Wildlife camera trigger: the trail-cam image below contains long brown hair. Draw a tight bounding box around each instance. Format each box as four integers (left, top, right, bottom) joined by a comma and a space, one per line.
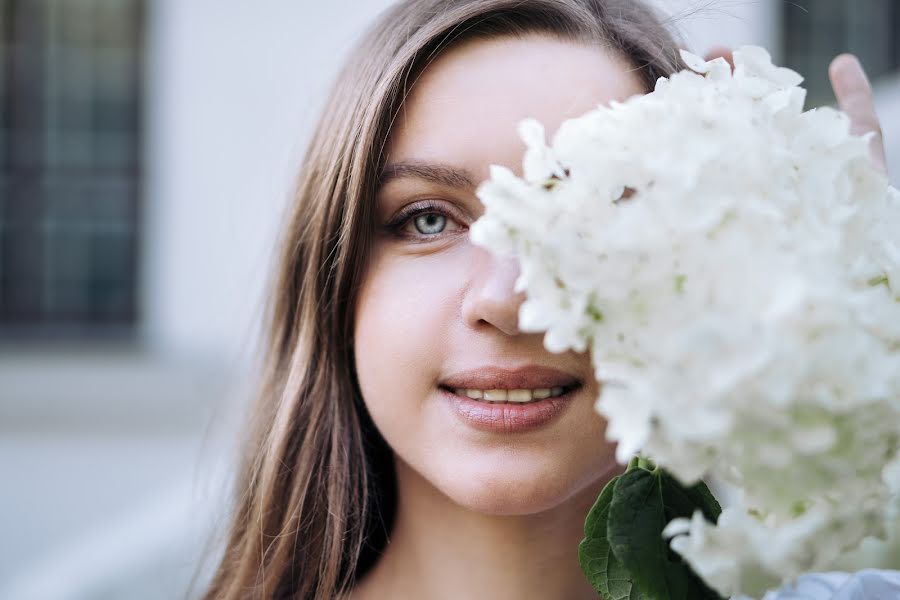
199, 1, 684, 598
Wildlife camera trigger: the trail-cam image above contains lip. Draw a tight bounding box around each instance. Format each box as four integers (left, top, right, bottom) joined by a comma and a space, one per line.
439, 385, 580, 433
440, 365, 582, 391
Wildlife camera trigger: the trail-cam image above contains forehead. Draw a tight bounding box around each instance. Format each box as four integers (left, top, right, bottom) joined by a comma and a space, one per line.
386, 34, 646, 180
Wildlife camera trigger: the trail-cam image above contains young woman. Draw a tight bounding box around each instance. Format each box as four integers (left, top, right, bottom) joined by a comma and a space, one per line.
200, 1, 889, 598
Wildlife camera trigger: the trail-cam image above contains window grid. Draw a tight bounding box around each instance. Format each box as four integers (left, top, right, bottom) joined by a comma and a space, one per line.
0, 0, 142, 336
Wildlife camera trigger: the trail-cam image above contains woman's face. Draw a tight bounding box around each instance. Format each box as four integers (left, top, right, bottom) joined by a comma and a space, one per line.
353, 35, 644, 515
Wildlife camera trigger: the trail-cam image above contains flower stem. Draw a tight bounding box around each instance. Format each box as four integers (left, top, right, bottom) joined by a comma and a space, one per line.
626, 454, 657, 472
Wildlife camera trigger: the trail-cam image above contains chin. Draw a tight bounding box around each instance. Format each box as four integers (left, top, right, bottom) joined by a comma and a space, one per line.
432, 455, 595, 516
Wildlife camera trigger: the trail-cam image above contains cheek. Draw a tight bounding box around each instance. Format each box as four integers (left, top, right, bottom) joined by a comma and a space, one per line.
353, 249, 460, 432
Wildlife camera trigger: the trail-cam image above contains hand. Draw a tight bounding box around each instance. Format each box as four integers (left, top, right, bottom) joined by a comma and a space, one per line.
703, 47, 888, 175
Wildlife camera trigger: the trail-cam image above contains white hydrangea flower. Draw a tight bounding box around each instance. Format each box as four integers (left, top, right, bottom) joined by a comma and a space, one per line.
469, 46, 900, 599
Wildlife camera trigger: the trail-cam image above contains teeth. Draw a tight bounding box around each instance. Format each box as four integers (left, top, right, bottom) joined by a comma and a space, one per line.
452, 386, 572, 403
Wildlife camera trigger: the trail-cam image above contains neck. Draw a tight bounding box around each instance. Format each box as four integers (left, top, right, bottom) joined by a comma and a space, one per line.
352, 456, 619, 600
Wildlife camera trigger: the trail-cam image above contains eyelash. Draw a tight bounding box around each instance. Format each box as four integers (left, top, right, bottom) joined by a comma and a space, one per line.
385, 200, 466, 241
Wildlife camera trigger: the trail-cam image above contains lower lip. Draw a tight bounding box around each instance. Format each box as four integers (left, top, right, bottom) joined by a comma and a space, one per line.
439, 386, 579, 433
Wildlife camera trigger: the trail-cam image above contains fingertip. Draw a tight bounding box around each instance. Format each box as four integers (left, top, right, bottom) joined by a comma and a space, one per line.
831, 52, 859, 64
829, 53, 862, 80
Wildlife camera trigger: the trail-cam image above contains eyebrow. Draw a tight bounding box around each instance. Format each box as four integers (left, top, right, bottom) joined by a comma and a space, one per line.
378, 160, 478, 190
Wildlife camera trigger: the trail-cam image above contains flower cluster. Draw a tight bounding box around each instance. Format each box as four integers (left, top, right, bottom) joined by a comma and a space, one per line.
470, 46, 900, 598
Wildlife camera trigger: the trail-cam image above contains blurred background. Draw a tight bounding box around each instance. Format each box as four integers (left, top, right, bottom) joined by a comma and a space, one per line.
0, 1, 897, 598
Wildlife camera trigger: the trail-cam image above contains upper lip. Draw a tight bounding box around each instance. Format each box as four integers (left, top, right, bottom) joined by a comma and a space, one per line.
440, 366, 583, 390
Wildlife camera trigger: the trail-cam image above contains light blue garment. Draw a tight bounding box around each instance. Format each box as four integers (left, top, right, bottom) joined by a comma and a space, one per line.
755, 570, 900, 599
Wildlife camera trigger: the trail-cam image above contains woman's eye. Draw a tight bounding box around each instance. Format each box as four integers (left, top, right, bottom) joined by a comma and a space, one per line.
387, 203, 466, 241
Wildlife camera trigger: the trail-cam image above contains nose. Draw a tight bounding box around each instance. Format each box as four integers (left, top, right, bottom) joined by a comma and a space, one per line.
461, 248, 526, 336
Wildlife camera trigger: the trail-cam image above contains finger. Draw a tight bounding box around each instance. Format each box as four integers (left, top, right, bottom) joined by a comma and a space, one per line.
829, 53, 887, 173
703, 46, 734, 70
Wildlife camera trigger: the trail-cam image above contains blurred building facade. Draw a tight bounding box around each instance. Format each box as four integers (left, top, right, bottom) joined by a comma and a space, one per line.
1, 1, 898, 598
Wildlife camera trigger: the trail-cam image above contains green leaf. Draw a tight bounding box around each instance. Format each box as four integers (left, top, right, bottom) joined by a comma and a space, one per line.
608, 469, 682, 599
579, 475, 651, 600
606, 468, 726, 600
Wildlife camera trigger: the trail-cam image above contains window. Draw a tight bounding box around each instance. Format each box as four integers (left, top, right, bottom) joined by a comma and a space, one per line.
783, 0, 900, 107
0, 0, 143, 337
